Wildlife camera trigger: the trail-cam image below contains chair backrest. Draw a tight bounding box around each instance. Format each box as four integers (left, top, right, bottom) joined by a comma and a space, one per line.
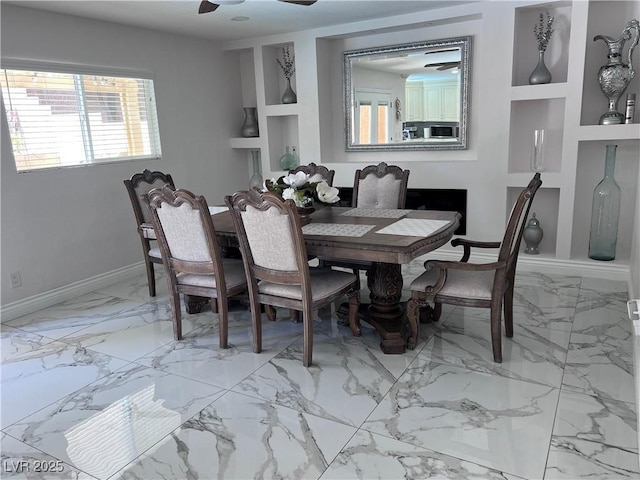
499, 173, 542, 273
124, 169, 175, 227
225, 189, 310, 290
144, 186, 225, 282
289, 163, 335, 186
352, 162, 410, 208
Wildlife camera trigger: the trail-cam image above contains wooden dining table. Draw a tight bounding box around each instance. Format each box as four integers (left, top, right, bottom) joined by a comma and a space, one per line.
197, 206, 460, 354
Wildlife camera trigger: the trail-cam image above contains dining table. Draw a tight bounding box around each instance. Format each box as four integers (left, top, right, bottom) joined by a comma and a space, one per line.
190, 205, 460, 354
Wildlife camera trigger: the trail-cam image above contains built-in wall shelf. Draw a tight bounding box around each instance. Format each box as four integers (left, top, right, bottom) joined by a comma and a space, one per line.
576, 124, 640, 141
510, 83, 568, 101
507, 172, 563, 189
229, 137, 262, 149
264, 104, 299, 117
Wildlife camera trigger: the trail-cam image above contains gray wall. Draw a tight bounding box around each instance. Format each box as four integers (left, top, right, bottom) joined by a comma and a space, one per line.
1, 4, 248, 305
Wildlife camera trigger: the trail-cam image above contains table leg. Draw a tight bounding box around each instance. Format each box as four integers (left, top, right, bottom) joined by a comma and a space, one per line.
365, 262, 407, 354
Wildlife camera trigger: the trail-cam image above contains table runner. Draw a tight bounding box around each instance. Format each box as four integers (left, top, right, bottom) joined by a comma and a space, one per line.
375, 218, 451, 237
340, 208, 410, 218
302, 223, 375, 237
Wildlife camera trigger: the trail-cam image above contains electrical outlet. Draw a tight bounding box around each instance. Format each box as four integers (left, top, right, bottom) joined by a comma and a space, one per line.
9, 271, 22, 288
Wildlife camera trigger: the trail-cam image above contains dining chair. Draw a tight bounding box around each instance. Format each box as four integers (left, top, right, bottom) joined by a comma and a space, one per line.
124, 169, 175, 297
289, 162, 335, 186
144, 185, 247, 346
324, 162, 410, 294
406, 173, 542, 362
225, 189, 360, 367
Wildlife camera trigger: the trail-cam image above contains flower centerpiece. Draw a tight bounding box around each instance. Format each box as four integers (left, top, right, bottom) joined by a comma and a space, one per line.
277, 46, 297, 104
265, 171, 340, 209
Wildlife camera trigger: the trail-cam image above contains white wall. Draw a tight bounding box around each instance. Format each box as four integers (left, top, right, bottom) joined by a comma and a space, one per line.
1, 4, 248, 305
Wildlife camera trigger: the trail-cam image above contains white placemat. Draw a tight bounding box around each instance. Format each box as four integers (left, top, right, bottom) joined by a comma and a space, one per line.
340, 208, 410, 218
208, 206, 228, 215
375, 218, 451, 237
302, 223, 375, 237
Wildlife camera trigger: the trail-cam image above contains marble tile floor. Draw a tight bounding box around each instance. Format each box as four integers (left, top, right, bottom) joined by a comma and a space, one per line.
1, 265, 637, 479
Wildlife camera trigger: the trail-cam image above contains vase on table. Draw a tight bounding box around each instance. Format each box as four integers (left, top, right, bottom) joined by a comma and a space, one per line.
249, 150, 263, 189
588, 144, 621, 261
282, 78, 297, 104
241, 107, 259, 137
529, 50, 552, 85
594, 19, 640, 125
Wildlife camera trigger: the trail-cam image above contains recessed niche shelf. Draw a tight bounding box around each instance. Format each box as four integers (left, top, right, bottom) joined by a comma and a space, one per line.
508, 98, 565, 173
510, 83, 568, 101
508, 186, 560, 257
262, 42, 297, 107
576, 124, 640, 141
511, 2, 572, 87
570, 139, 639, 263
266, 115, 300, 173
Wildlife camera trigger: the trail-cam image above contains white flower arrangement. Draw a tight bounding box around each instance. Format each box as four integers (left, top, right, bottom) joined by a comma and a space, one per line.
534, 10, 555, 52
265, 171, 340, 208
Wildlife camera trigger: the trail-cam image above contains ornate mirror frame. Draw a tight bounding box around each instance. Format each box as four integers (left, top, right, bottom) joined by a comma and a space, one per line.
344, 36, 471, 152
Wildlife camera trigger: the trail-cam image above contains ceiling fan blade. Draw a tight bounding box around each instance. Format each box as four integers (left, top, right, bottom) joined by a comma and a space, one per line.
278, 0, 318, 5
424, 61, 460, 70
199, 1, 220, 14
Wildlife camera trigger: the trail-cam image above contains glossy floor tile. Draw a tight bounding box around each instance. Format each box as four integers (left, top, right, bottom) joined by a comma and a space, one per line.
1, 268, 638, 479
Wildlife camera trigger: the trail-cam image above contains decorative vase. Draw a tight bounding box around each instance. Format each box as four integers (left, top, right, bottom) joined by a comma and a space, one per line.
281, 78, 297, 104
528, 50, 552, 85
531, 129, 545, 172
588, 145, 621, 261
523, 213, 544, 254
249, 150, 263, 189
594, 19, 640, 125
241, 107, 259, 137
296, 205, 315, 225
279, 146, 298, 170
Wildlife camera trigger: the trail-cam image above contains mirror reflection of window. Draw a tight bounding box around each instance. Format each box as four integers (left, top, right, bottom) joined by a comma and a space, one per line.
355, 90, 391, 144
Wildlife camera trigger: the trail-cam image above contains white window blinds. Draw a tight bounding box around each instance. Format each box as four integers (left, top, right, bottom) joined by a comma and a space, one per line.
1, 68, 162, 172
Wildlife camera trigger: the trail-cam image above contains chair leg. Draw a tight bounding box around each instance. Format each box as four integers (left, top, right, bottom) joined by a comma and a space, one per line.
490, 298, 503, 363
290, 309, 301, 323
302, 306, 314, 367
170, 291, 182, 340
504, 282, 514, 338
264, 304, 277, 322
406, 297, 423, 350
215, 297, 228, 349
433, 302, 442, 322
252, 301, 263, 354
145, 258, 156, 297
348, 290, 361, 337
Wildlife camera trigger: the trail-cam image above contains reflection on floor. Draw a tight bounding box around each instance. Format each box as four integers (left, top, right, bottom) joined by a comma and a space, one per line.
1, 261, 638, 479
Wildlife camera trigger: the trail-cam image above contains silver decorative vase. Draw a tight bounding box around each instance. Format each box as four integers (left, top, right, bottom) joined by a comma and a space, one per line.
281, 78, 297, 104
529, 50, 552, 85
594, 19, 640, 125
241, 107, 259, 137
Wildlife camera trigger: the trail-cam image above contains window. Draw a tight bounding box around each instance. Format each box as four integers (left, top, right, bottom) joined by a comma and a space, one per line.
354, 89, 391, 145
1, 66, 162, 172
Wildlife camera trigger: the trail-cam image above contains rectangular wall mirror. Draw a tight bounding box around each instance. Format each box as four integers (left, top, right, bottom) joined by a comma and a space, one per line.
344, 36, 471, 151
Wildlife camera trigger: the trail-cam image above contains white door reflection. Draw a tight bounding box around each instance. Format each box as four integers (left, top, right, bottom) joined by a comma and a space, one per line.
354, 89, 391, 144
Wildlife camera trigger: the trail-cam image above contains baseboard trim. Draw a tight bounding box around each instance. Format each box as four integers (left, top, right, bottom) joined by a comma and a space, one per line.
0, 263, 145, 323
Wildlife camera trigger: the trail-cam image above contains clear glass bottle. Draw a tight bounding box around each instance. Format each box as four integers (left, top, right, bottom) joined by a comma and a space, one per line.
249, 150, 263, 189
588, 144, 621, 261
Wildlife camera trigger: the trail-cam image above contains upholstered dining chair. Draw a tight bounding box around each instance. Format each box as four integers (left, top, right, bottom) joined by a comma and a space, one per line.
324, 162, 410, 292
144, 186, 247, 346
352, 161, 409, 209
406, 173, 542, 362
225, 189, 360, 367
289, 162, 336, 186
124, 169, 175, 297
